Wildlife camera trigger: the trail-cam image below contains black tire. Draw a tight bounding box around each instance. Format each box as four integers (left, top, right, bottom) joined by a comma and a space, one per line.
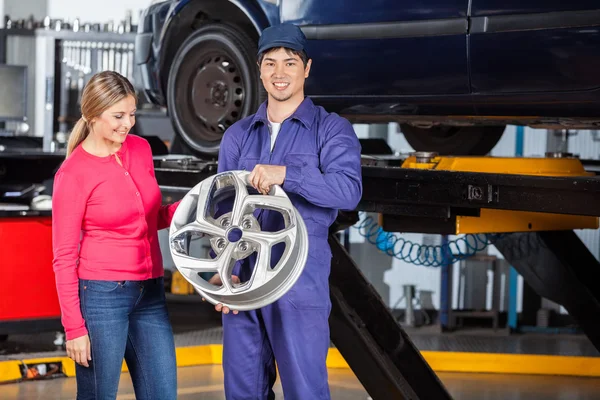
400, 125, 506, 155
167, 23, 263, 156
0, 334, 8, 342
169, 134, 198, 156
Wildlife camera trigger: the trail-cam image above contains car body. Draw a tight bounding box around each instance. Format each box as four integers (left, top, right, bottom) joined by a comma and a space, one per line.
135, 0, 600, 155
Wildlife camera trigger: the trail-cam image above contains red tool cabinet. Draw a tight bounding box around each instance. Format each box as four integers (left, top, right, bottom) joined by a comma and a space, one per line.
0, 216, 62, 334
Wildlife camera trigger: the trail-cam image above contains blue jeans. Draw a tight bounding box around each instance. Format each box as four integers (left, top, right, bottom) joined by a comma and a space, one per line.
76, 277, 177, 400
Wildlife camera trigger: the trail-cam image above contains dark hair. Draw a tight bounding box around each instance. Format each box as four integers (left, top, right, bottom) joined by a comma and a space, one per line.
258, 47, 309, 68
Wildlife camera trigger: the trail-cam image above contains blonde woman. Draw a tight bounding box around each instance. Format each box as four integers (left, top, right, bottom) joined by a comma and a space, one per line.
52, 71, 179, 399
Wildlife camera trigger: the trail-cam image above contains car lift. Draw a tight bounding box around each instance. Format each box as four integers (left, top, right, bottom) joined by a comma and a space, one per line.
3, 151, 600, 399
153, 152, 600, 400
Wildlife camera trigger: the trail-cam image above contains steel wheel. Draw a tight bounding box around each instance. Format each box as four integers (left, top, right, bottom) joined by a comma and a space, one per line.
169, 171, 308, 310
167, 24, 263, 156
189, 52, 244, 140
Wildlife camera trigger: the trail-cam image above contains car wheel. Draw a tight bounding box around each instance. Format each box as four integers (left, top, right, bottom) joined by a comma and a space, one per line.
0, 334, 8, 342
169, 134, 198, 156
169, 171, 309, 311
167, 23, 263, 156
400, 125, 506, 155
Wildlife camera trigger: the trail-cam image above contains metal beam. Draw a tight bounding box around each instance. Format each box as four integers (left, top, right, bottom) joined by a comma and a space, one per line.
153, 163, 600, 218
152, 160, 600, 218
360, 166, 600, 217
328, 234, 452, 400
494, 231, 600, 351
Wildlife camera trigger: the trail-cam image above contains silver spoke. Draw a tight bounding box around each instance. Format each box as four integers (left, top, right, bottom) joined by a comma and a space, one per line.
216, 243, 237, 293
195, 178, 215, 222
171, 220, 225, 241
230, 173, 250, 226
175, 256, 219, 273
194, 218, 226, 238
250, 243, 272, 289
245, 195, 294, 215
243, 226, 295, 248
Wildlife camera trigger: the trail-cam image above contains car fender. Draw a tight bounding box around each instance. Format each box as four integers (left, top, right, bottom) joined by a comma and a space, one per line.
157, 0, 272, 95
161, 0, 271, 44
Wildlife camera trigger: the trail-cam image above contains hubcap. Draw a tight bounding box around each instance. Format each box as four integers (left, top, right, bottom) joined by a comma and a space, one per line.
227, 227, 243, 243
169, 171, 308, 310
210, 81, 229, 108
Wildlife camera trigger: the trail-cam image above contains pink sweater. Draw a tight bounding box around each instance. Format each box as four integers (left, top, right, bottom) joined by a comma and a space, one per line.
52, 135, 179, 340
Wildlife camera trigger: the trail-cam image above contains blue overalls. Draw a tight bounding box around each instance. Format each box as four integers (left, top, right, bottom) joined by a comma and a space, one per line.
217, 97, 362, 400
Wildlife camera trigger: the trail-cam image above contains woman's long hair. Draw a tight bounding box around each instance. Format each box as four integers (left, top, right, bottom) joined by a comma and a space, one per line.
66, 71, 137, 157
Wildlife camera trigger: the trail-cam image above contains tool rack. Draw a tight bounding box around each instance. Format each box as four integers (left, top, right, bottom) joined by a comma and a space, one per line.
0, 27, 137, 150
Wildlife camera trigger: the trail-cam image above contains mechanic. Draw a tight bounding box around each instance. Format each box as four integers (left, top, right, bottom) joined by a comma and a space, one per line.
211, 23, 363, 400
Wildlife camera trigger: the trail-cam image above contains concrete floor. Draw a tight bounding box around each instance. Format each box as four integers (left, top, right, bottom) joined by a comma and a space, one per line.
3, 298, 600, 399
2, 365, 600, 400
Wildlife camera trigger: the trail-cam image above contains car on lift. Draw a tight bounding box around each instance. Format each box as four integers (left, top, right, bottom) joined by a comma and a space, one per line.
135, 0, 600, 156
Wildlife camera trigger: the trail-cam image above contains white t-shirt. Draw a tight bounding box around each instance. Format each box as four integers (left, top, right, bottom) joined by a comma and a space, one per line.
267, 119, 282, 152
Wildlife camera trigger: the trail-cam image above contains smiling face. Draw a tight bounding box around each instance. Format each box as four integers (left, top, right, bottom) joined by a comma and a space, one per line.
259, 47, 312, 104
90, 95, 136, 145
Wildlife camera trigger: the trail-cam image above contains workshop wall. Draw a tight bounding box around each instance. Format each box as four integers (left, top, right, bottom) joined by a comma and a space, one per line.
0, 0, 151, 26
47, 0, 151, 25
568, 130, 600, 160
524, 127, 548, 156
386, 239, 443, 310
489, 125, 517, 157
568, 130, 600, 260
2, 0, 46, 21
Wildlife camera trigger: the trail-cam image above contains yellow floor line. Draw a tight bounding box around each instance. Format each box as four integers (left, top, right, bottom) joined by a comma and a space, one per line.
2, 346, 599, 384
175, 343, 223, 367
0, 360, 22, 383
423, 351, 600, 377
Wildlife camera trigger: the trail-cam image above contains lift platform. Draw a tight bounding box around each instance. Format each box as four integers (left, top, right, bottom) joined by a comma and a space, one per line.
152, 153, 600, 400
379, 153, 599, 234
2, 151, 600, 399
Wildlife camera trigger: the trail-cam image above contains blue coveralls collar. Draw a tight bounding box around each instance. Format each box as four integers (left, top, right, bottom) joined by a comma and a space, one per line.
250, 97, 316, 130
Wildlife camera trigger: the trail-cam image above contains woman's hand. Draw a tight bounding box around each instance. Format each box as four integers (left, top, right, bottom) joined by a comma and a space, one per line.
66, 334, 92, 367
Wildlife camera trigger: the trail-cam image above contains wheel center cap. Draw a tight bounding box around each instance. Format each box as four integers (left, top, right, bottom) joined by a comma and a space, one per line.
227, 227, 243, 243
210, 82, 229, 108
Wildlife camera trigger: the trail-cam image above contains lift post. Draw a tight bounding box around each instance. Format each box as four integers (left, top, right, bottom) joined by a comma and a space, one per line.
494, 231, 600, 350
328, 232, 452, 399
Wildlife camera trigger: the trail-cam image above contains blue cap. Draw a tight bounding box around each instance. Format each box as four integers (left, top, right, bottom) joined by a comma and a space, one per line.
257, 23, 307, 56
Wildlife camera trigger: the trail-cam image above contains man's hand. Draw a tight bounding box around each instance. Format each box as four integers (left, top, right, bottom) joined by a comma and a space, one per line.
203, 274, 240, 315
66, 334, 91, 367
248, 165, 286, 195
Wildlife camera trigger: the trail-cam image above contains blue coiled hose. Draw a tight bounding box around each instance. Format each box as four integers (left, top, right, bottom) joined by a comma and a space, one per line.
353, 214, 501, 267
